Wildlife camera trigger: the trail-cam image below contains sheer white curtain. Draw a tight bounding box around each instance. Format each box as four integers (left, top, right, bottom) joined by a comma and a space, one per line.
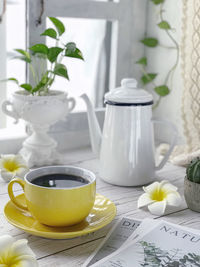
170, 0, 200, 166
0, 1, 6, 128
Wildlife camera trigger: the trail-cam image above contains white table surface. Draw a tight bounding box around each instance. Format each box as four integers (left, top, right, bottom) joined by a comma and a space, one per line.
0, 147, 199, 266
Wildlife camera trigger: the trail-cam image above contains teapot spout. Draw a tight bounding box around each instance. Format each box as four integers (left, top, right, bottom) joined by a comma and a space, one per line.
80, 94, 102, 157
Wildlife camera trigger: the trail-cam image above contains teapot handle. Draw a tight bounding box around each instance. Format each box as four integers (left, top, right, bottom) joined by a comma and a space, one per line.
153, 119, 178, 171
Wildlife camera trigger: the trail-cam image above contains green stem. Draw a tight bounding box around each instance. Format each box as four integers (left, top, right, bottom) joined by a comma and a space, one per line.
48, 63, 55, 91
40, 56, 45, 79
159, 44, 177, 50
152, 2, 180, 109
141, 67, 162, 109
159, 4, 180, 86
46, 38, 62, 92
141, 67, 157, 88
29, 64, 38, 85
48, 51, 64, 91
153, 96, 162, 110
42, 62, 56, 94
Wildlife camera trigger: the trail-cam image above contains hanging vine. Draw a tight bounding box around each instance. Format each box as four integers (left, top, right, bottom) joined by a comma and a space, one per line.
36, 0, 44, 26
136, 0, 180, 109
0, 0, 6, 23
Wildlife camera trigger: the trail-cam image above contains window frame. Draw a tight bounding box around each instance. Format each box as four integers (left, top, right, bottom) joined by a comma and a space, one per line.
0, 0, 147, 152
27, 0, 147, 88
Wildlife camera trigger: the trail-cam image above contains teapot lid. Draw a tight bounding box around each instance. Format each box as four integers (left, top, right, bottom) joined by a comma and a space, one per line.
105, 78, 153, 105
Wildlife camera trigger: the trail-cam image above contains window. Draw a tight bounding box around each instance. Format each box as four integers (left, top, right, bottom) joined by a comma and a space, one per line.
27, 0, 147, 146
0, 0, 147, 151
0, 0, 26, 135
45, 17, 108, 110
27, 0, 147, 103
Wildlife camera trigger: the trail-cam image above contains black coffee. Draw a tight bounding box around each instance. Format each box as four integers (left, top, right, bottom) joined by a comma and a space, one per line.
31, 174, 89, 188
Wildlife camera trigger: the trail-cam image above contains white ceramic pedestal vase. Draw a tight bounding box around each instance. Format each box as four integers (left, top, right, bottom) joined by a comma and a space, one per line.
2, 90, 75, 167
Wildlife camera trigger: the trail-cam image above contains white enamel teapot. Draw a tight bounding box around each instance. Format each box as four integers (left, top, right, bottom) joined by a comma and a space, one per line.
81, 78, 177, 186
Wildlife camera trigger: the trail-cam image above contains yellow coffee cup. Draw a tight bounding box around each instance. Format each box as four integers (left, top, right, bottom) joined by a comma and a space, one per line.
8, 166, 96, 227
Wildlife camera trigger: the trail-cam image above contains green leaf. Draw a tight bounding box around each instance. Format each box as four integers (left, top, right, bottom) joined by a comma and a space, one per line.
136, 57, 147, 66
41, 72, 50, 85
41, 28, 57, 39
65, 42, 76, 52
141, 73, 157, 84
20, 83, 32, 92
65, 43, 84, 60
47, 47, 63, 63
13, 56, 31, 63
6, 78, 19, 84
29, 44, 49, 55
14, 49, 31, 63
47, 78, 54, 87
31, 71, 54, 94
15, 49, 31, 58
141, 38, 158, 47
49, 17, 65, 36
158, 21, 171, 30
154, 85, 170, 96
32, 82, 44, 93
54, 63, 69, 79
151, 0, 164, 4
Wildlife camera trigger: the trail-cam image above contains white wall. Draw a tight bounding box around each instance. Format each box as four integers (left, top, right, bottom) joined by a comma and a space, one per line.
146, 0, 183, 144
0, 4, 6, 128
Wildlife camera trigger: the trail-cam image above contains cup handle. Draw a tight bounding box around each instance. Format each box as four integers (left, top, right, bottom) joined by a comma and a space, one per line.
153, 119, 178, 171
68, 97, 76, 112
8, 178, 28, 211
2, 100, 19, 124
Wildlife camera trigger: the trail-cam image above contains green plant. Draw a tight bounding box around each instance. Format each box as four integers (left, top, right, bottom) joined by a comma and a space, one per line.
186, 157, 200, 184
5, 17, 84, 96
136, 0, 179, 109
139, 241, 200, 266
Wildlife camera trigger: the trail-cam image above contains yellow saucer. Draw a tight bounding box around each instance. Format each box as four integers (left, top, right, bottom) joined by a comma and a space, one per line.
4, 193, 116, 239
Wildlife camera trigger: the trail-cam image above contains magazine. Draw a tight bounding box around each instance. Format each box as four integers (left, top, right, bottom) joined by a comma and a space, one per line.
123, 218, 158, 247
89, 220, 200, 267
83, 218, 141, 267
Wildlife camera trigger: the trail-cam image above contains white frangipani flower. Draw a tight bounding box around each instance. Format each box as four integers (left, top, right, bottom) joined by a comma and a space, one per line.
0, 154, 29, 182
138, 180, 182, 216
0, 235, 38, 267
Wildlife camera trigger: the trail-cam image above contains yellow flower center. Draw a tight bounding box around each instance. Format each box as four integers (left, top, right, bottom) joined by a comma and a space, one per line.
3, 160, 20, 173
0, 253, 21, 267
151, 188, 167, 201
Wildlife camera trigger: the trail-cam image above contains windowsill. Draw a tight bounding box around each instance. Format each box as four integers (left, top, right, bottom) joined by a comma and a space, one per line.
0, 119, 26, 153
0, 128, 26, 154
0, 127, 26, 140
0, 109, 105, 154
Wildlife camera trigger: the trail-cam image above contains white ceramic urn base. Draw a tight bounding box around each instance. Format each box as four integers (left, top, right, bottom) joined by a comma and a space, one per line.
19, 147, 62, 168
2, 90, 76, 168
19, 125, 62, 168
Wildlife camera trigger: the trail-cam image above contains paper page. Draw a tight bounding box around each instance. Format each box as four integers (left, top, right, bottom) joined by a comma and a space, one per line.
83, 217, 141, 267
90, 220, 200, 267
125, 218, 200, 247
123, 218, 160, 247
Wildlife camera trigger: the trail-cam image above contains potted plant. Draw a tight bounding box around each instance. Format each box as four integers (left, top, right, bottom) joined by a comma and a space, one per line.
2, 17, 84, 168
184, 157, 200, 212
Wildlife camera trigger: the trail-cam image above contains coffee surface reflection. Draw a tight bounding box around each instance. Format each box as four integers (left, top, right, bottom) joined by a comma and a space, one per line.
31, 174, 89, 188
